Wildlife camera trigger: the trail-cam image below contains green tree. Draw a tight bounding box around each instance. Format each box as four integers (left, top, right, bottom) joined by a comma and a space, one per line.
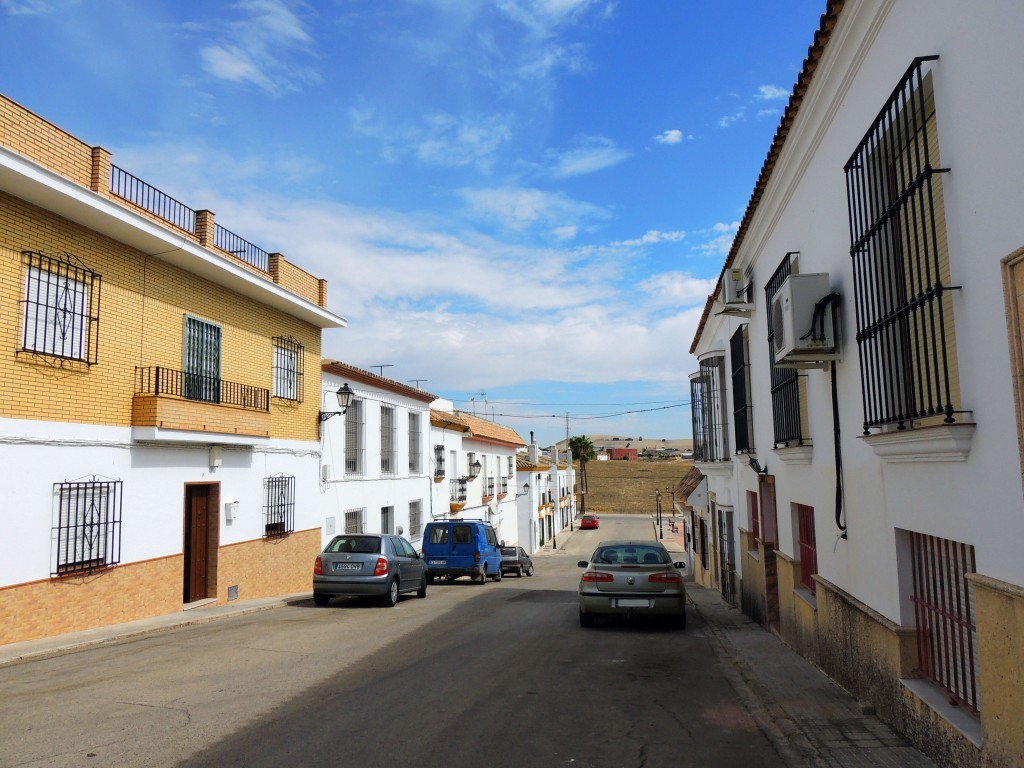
568, 434, 596, 496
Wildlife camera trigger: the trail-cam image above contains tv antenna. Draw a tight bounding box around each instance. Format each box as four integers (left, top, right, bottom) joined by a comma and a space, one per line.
370, 364, 394, 376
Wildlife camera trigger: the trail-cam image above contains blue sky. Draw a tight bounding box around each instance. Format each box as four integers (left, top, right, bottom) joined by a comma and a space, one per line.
1, 0, 824, 446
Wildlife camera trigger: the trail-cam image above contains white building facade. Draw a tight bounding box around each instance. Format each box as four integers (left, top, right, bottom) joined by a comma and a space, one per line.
689, 3, 1024, 766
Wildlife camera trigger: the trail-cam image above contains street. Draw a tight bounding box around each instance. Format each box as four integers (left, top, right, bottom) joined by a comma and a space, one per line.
0, 515, 782, 768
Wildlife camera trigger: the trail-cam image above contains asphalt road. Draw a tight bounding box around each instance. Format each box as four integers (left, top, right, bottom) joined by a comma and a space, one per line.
0, 515, 784, 768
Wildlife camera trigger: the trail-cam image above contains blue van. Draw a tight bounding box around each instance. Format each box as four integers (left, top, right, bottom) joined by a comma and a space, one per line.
422, 519, 503, 583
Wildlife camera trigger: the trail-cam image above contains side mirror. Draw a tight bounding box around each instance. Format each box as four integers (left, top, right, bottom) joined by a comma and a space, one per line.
674, 561, 687, 570
577, 560, 589, 568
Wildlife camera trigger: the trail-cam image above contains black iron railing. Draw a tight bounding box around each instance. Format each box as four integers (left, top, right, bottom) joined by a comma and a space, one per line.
450, 478, 467, 503
845, 56, 957, 433
214, 224, 269, 272
689, 354, 728, 462
730, 325, 754, 452
765, 254, 804, 446
135, 366, 269, 411
53, 477, 122, 575
111, 166, 197, 232
264, 474, 295, 537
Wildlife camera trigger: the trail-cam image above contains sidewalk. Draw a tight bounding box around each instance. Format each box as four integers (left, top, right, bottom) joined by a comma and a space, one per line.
686, 584, 938, 768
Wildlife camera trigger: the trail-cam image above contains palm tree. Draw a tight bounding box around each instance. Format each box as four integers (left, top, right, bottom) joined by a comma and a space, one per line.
568, 434, 596, 496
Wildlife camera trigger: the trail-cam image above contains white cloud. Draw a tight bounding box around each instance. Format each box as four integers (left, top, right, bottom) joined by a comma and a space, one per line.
756, 84, 789, 101
696, 221, 739, 257
549, 136, 630, 178
197, 0, 319, 95
757, 108, 780, 120
611, 230, 686, 247
718, 111, 745, 128
459, 186, 608, 233
653, 129, 684, 145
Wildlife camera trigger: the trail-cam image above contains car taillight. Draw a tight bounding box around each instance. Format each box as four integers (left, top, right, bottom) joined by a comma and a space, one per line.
649, 572, 682, 583
373, 557, 389, 576
581, 571, 614, 582
314, 556, 323, 575
474, 551, 481, 563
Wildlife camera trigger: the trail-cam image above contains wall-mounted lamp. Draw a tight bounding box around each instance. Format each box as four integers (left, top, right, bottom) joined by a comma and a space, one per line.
470, 459, 482, 477
747, 456, 768, 475
515, 483, 531, 498
318, 383, 354, 426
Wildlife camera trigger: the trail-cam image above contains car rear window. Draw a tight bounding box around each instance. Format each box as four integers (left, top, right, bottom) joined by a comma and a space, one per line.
500, 547, 516, 556
325, 536, 381, 554
428, 526, 449, 544
453, 525, 472, 544
595, 545, 667, 565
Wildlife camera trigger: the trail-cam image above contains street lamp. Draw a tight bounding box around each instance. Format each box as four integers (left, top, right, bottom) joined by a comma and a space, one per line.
655, 489, 662, 539
318, 383, 354, 435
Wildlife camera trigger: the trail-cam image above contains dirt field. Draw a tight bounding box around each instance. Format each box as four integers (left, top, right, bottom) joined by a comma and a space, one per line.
578, 459, 693, 516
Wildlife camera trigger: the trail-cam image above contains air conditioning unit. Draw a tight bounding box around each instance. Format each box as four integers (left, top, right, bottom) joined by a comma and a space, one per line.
718, 268, 753, 316
771, 273, 840, 367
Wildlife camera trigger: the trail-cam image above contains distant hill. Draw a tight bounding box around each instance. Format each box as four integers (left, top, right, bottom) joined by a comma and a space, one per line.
551, 435, 693, 455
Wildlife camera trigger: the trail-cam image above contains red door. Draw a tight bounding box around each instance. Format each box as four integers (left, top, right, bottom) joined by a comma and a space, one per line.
184, 484, 212, 603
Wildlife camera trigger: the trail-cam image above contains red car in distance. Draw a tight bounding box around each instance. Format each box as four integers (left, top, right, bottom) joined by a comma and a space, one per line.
579, 514, 600, 530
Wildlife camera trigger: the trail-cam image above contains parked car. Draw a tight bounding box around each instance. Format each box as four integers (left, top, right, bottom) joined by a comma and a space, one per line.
577, 540, 687, 628
500, 545, 535, 577
422, 519, 502, 583
579, 514, 600, 530
313, 534, 427, 607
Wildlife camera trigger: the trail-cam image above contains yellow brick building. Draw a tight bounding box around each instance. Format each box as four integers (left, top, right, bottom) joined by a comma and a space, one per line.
0, 94, 345, 645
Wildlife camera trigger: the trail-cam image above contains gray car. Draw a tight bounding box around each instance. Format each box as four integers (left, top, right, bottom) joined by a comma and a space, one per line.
313, 534, 428, 607
500, 545, 534, 577
577, 540, 687, 628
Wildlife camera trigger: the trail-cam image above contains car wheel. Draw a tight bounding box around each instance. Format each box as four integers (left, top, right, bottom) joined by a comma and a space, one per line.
313, 593, 331, 607
493, 567, 502, 582
382, 578, 399, 607
526, 564, 535, 577
417, 575, 428, 599
516, 566, 523, 577
476, 568, 487, 584
579, 610, 595, 628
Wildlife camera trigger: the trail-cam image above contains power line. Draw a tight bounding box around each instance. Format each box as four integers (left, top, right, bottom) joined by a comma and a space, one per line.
452, 398, 689, 407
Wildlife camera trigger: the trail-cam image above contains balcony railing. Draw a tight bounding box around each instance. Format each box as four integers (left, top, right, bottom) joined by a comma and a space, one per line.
135, 366, 269, 411
214, 224, 269, 272
111, 166, 197, 233
450, 478, 467, 504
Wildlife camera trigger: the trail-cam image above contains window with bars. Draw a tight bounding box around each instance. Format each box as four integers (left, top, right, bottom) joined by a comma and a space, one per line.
21, 252, 100, 365
795, 504, 818, 594
380, 405, 396, 475
730, 325, 754, 452
409, 412, 422, 473
344, 508, 365, 534
689, 354, 728, 461
345, 400, 364, 475
263, 474, 295, 536
183, 316, 221, 404
52, 477, 122, 575
507, 456, 514, 477
765, 254, 806, 446
845, 57, 960, 434
450, 478, 467, 503
409, 500, 422, 539
467, 452, 477, 476
271, 336, 303, 401
434, 444, 445, 478
907, 531, 978, 713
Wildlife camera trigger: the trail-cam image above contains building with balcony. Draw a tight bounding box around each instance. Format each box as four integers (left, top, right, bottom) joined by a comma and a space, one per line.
517, 439, 575, 554
319, 362, 435, 547
687, 3, 1024, 766
0, 93, 345, 645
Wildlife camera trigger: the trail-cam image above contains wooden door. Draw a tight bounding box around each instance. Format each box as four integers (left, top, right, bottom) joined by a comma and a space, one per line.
184, 484, 210, 602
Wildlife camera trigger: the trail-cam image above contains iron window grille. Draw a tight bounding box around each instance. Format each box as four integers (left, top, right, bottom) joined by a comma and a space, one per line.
699, 517, 710, 571
730, 325, 754, 453
908, 531, 978, 713
796, 504, 818, 594
765, 254, 806, 447
183, 316, 221, 404
409, 500, 422, 539
20, 251, 100, 365
263, 474, 295, 537
380, 405, 396, 475
52, 476, 122, 575
271, 336, 303, 402
718, 508, 736, 605
434, 444, 445, 478
507, 456, 514, 477
409, 413, 422, 473
344, 509, 365, 534
500, 477, 508, 495
689, 354, 728, 462
485, 477, 495, 497
845, 56, 960, 433
345, 400, 364, 475
450, 478, 467, 504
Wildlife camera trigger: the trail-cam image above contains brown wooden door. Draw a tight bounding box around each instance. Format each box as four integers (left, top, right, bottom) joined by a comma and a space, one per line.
184, 484, 210, 602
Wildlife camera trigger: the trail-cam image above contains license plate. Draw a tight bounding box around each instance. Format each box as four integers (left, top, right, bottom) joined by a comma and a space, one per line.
429, 559, 446, 565
333, 562, 361, 572
614, 598, 651, 608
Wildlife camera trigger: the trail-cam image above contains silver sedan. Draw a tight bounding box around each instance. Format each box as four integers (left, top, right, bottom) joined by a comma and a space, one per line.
313, 534, 428, 607
577, 540, 687, 628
